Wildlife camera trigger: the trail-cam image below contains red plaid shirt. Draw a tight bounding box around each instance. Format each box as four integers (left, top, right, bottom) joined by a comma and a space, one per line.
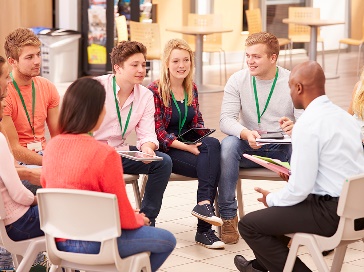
147, 81, 204, 152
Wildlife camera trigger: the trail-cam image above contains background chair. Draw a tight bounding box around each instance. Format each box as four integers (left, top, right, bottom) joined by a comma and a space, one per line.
283, 173, 364, 272
187, 13, 227, 85
37, 188, 151, 272
115, 15, 128, 42
129, 21, 161, 81
288, 7, 325, 70
0, 192, 46, 271
245, 8, 292, 69
336, 17, 364, 76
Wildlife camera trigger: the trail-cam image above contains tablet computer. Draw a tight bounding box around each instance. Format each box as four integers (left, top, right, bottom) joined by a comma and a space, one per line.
260, 132, 284, 140
117, 151, 163, 161
177, 128, 216, 144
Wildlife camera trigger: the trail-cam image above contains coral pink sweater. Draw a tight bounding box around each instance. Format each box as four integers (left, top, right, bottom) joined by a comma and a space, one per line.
0, 133, 34, 225
41, 134, 144, 229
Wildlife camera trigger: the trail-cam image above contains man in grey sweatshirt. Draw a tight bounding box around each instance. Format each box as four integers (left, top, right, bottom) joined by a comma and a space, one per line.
218, 32, 302, 244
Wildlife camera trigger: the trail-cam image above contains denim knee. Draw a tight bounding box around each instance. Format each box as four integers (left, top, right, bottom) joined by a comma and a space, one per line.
221, 136, 242, 161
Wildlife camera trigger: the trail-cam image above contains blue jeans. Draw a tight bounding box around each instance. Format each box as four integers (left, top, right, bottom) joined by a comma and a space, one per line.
122, 147, 172, 226
56, 226, 176, 272
218, 136, 292, 219
166, 137, 221, 233
5, 206, 44, 241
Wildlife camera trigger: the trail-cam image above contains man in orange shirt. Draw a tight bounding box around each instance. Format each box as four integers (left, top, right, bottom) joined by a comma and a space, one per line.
2, 28, 60, 166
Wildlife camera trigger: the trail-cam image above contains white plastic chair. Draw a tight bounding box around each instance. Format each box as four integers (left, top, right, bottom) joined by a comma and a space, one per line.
37, 188, 151, 272
0, 192, 46, 271
283, 173, 364, 272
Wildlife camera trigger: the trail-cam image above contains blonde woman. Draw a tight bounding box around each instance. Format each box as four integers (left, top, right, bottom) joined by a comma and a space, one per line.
348, 68, 364, 142
147, 39, 224, 249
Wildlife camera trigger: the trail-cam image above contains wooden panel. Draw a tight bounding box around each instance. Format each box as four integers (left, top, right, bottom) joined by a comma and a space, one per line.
20, 0, 53, 28
0, 0, 52, 57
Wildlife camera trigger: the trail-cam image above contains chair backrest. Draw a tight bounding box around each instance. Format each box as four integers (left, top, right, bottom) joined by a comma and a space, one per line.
336, 173, 364, 241
245, 9, 263, 34
187, 13, 223, 52
115, 15, 128, 42
37, 188, 121, 266
288, 7, 321, 38
129, 21, 161, 59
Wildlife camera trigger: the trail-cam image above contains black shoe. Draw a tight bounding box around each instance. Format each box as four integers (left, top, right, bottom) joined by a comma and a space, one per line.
191, 204, 223, 226
234, 255, 262, 272
195, 229, 225, 249
322, 249, 334, 256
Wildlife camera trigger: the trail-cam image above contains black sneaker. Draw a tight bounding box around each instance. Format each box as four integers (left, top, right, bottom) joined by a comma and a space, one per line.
195, 229, 225, 249
191, 204, 223, 226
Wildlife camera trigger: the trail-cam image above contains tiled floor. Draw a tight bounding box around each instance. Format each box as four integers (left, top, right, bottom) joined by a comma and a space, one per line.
57, 50, 364, 271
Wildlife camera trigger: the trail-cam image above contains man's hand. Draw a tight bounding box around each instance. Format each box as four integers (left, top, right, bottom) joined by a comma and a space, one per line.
254, 187, 270, 207
241, 129, 262, 149
16, 166, 42, 186
279, 117, 294, 136
279, 172, 290, 182
140, 145, 156, 164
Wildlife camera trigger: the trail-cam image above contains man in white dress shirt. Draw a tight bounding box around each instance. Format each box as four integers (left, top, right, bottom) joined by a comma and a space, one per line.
234, 61, 364, 272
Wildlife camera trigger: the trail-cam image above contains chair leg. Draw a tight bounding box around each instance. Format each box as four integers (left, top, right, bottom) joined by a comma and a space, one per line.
236, 178, 245, 219
283, 236, 301, 272
223, 49, 227, 84
150, 60, 154, 82
330, 245, 347, 272
336, 43, 341, 75
139, 174, 148, 200
132, 179, 142, 209
289, 42, 293, 70
219, 51, 222, 85
357, 43, 363, 77
321, 41, 325, 72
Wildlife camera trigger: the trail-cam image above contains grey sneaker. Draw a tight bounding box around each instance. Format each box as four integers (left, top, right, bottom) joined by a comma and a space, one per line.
191, 204, 223, 226
195, 229, 225, 249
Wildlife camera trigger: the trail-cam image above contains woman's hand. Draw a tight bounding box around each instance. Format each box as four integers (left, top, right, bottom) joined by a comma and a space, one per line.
186, 142, 202, 155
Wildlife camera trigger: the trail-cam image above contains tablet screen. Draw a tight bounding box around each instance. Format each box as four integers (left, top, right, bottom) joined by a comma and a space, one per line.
117, 151, 163, 161
178, 128, 215, 144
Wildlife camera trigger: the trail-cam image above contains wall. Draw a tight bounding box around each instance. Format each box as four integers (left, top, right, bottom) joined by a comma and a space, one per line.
351, 0, 364, 39
0, 0, 53, 57
155, 0, 190, 48
214, 0, 244, 52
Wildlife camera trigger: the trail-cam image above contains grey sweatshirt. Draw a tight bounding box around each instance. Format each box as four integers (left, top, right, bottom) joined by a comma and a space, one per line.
220, 66, 302, 138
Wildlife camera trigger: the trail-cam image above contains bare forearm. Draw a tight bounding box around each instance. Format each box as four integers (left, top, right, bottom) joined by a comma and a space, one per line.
13, 146, 43, 166
16, 168, 42, 186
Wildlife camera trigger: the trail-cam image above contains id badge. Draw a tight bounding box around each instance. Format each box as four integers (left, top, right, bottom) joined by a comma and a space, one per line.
27, 141, 42, 152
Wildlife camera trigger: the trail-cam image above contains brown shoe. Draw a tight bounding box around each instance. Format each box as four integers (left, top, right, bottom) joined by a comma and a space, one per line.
221, 216, 240, 244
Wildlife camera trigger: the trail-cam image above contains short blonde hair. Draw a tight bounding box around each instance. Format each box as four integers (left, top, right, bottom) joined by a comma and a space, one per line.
159, 38, 194, 107
245, 32, 280, 57
4, 28, 41, 60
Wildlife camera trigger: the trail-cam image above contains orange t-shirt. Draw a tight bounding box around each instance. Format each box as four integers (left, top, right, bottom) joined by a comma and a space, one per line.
3, 76, 60, 149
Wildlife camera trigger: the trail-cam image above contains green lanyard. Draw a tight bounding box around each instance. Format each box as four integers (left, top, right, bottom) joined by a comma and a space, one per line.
113, 76, 133, 139
10, 73, 36, 137
253, 67, 279, 125
171, 90, 188, 136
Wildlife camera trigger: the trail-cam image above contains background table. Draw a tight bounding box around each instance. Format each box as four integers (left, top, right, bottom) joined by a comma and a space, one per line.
166, 26, 232, 92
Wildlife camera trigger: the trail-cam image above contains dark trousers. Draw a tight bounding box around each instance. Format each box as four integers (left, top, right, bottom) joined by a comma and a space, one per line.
122, 147, 172, 225
166, 137, 221, 233
238, 194, 340, 272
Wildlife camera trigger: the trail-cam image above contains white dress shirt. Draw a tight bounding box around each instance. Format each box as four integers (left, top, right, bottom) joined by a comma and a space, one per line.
267, 95, 364, 207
